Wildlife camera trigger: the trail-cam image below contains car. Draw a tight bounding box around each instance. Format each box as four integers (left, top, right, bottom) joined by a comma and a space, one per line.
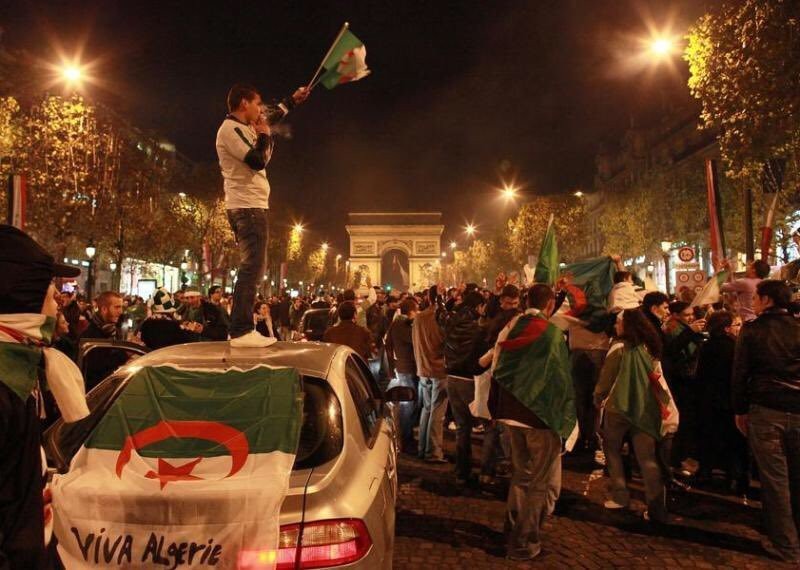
300, 308, 336, 341
45, 340, 414, 569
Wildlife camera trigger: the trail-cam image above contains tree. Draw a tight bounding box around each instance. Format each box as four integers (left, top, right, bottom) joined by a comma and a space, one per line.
452, 239, 496, 284
505, 195, 587, 266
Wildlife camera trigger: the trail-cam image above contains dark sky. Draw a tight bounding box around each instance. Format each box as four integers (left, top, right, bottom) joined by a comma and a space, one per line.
2, 0, 706, 249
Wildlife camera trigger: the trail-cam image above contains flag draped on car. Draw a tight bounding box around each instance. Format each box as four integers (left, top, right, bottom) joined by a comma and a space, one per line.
319, 29, 370, 89
52, 364, 304, 569
494, 313, 576, 438
605, 343, 679, 440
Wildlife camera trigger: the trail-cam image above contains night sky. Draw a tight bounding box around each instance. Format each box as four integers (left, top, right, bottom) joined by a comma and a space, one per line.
2, 0, 706, 248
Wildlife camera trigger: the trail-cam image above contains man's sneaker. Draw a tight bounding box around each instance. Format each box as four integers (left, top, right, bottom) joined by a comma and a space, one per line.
603, 499, 628, 510
425, 456, 448, 464
230, 331, 277, 348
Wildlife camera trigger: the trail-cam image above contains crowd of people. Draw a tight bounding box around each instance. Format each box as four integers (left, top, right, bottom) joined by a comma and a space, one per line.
42, 255, 800, 564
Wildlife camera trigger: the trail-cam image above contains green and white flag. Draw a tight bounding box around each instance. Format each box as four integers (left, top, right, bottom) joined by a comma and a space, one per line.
52, 364, 304, 569
319, 29, 370, 89
691, 270, 728, 308
533, 214, 559, 286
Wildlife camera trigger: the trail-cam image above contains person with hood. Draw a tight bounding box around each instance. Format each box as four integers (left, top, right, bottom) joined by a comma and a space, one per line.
0, 225, 90, 568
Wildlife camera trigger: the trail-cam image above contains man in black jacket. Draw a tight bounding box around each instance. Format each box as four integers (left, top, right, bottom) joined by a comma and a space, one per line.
179, 290, 230, 341
444, 291, 487, 485
80, 291, 128, 391
733, 280, 800, 563
385, 298, 419, 451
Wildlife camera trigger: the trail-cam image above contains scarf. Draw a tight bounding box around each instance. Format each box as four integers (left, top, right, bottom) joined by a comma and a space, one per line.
0, 314, 89, 422
91, 311, 120, 338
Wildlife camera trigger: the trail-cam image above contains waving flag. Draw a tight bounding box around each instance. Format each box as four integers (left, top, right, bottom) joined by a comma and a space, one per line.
534, 214, 559, 285
552, 256, 617, 333
52, 364, 304, 569
494, 313, 576, 438
691, 270, 728, 308
319, 29, 370, 89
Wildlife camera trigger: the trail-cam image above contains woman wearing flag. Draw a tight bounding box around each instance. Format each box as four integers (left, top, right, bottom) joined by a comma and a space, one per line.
594, 309, 677, 524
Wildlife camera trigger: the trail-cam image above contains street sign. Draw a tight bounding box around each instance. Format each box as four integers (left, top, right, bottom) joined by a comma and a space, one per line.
677, 247, 695, 263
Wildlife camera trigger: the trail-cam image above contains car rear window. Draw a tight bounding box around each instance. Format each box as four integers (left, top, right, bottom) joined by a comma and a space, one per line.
45, 373, 343, 473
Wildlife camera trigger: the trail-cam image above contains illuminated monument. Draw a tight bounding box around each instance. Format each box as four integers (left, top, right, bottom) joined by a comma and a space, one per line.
345, 212, 444, 292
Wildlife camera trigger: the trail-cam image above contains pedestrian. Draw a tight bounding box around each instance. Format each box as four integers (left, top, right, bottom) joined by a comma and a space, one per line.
216, 82, 308, 347
80, 291, 127, 391
179, 290, 230, 341
253, 301, 280, 341
385, 298, 419, 453
140, 289, 200, 350
694, 310, 748, 495
0, 225, 89, 568
323, 301, 373, 361
276, 294, 292, 340
732, 280, 800, 563
443, 290, 488, 485
412, 286, 449, 463
594, 309, 671, 524
720, 259, 771, 322
490, 284, 576, 561
208, 285, 232, 330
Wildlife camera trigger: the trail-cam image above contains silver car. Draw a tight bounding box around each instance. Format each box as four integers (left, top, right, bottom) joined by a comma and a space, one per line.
45, 340, 413, 569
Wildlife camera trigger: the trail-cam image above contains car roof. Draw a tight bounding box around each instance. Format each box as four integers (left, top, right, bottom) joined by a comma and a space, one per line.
123, 340, 344, 378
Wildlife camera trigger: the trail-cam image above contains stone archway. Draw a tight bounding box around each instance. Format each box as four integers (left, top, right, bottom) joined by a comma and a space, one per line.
381, 249, 410, 291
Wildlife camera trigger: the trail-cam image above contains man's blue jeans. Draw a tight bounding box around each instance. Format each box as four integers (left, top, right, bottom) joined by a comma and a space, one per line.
388, 372, 418, 446
418, 377, 448, 460
748, 404, 800, 562
227, 208, 268, 339
447, 376, 475, 480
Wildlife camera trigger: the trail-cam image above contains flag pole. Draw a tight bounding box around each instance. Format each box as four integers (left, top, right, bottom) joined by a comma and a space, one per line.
307, 22, 350, 91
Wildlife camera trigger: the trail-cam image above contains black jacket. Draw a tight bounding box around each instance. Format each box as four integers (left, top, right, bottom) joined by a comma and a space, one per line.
140, 317, 200, 351
732, 308, 800, 414
443, 306, 487, 377
0, 383, 45, 570
696, 333, 736, 412
385, 316, 416, 375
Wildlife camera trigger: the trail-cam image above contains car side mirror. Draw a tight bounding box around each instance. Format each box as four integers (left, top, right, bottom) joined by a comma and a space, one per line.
385, 385, 416, 403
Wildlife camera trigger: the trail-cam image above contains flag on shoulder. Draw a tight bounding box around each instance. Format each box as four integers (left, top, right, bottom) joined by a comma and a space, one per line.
319, 29, 370, 89
605, 343, 679, 440
493, 312, 576, 438
52, 364, 304, 569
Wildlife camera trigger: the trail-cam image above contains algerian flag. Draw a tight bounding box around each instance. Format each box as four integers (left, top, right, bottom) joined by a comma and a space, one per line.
605, 344, 679, 440
494, 313, 576, 438
52, 364, 304, 569
550, 256, 617, 334
533, 214, 559, 285
319, 29, 370, 89
691, 270, 728, 308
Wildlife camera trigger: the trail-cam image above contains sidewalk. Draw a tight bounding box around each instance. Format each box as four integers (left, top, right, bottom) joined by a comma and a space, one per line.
393, 432, 794, 568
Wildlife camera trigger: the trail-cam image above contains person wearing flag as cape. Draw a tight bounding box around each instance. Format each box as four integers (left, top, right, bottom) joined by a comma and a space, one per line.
489, 284, 577, 561
594, 309, 679, 524
0, 225, 90, 568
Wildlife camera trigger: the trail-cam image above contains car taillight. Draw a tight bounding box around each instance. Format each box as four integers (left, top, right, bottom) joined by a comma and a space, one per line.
275, 518, 371, 569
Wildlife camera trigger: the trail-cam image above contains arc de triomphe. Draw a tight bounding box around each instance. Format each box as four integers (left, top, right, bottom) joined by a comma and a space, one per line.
346, 212, 444, 293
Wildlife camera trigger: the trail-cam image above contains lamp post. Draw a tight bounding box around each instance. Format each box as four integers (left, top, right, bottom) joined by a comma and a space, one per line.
85, 238, 97, 300
660, 240, 673, 295
180, 257, 189, 289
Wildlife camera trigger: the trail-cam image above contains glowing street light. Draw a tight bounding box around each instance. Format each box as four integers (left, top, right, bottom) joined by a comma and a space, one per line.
450, 241, 457, 249
321, 242, 329, 252
61, 64, 83, 84
573, 190, 584, 198
293, 223, 304, 233
465, 224, 476, 236
649, 37, 674, 58
501, 183, 518, 200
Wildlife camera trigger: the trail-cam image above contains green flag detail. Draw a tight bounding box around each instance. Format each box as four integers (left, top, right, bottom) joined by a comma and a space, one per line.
320, 29, 370, 89
534, 214, 559, 285
494, 314, 576, 438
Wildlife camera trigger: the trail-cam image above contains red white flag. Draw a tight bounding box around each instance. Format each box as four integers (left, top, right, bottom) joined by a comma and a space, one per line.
705, 160, 726, 269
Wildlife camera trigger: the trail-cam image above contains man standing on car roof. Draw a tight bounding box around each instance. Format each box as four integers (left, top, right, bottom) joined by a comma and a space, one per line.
0, 225, 89, 568
216, 83, 309, 348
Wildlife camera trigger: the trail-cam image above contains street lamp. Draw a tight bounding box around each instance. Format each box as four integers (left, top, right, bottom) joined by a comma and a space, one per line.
501, 183, 518, 200
661, 240, 673, 295
450, 241, 457, 250
573, 190, 584, 198
109, 262, 117, 272
649, 37, 675, 58
293, 223, 304, 234
85, 238, 96, 300
60, 64, 83, 85
321, 242, 329, 253
180, 257, 189, 288
465, 224, 476, 237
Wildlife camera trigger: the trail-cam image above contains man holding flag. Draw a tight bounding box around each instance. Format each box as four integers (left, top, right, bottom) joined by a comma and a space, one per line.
490, 284, 576, 561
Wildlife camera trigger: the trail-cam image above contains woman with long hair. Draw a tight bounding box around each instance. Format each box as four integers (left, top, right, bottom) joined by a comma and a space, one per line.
253, 301, 280, 340
595, 309, 676, 523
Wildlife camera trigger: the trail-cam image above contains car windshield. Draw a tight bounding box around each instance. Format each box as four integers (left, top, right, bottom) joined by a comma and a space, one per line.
44, 372, 343, 473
